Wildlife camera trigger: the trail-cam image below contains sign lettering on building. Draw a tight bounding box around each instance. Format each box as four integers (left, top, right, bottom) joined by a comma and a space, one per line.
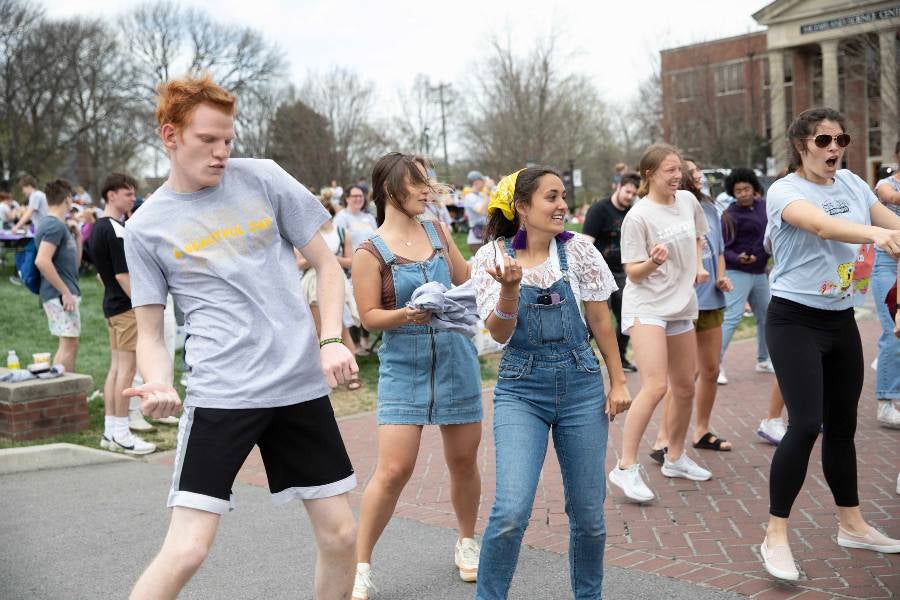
800, 6, 900, 34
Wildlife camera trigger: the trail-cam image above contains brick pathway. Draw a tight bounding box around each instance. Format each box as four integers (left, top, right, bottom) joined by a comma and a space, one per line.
154, 319, 899, 598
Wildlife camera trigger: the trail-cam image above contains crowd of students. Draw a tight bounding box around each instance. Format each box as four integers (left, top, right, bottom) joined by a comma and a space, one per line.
6, 72, 899, 599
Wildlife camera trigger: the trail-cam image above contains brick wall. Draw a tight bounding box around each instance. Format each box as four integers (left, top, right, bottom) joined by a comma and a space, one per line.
0, 394, 90, 441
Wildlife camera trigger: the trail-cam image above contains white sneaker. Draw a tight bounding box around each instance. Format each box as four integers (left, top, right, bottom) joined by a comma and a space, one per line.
128, 410, 156, 432
154, 415, 181, 425
109, 434, 156, 455
608, 463, 655, 502
455, 537, 479, 582
871, 357, 878, 371
876, 401, 900, 429
661, 453, 712, 481
99, 435, 115, 451
757, 418, 787, 445
717, 367, 728, 385
352, 563, 376, 600
760, 537, 799, 581
755, 360, 776, 374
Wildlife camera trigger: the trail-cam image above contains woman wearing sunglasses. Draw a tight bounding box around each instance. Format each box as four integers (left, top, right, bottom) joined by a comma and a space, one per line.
470, 167, 630, 599
760, 108, 900, 581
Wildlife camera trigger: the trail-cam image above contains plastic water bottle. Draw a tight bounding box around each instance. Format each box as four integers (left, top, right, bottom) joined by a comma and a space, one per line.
7, 350, 20, 370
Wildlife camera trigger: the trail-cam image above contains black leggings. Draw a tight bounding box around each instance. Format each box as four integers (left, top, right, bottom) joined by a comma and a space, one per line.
766, 297, 863, 518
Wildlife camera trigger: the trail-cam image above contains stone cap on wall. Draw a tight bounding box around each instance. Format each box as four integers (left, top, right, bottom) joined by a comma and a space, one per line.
0, 368, 93, 404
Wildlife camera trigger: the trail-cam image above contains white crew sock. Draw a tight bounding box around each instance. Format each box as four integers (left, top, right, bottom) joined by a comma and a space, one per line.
114, 416, 130, 441
104, 416, 115, 439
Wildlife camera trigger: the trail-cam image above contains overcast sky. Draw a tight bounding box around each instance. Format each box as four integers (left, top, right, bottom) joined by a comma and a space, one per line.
44, 0, 771, 110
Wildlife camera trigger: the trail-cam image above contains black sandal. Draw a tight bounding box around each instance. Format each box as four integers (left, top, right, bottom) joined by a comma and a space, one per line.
649, 446, 667, 465
693, 432, 731, 451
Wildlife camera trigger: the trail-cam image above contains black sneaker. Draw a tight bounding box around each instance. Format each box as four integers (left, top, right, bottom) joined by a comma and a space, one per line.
649, 446, 667, 466
621, 358, 638, 373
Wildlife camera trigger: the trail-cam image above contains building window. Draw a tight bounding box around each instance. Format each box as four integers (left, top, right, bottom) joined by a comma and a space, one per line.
715, 62, 744, 95
673, 70, 698, 101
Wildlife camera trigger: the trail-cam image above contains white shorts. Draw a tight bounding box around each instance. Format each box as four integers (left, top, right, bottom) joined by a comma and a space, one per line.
42, 296, 82, 338
622, 316, 693, 337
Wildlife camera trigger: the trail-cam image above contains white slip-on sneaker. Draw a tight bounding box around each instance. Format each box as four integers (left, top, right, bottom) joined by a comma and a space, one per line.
661, 453, 711, 481
455, 537, 479, 582
352, 563, 376, 600
111, 434, 156, 456
876, 401, 900, 429
755, 359, 776, 374
717, 367, 728, 385
757, 418, 786, 445
837, 526, 900, 553
128, 410, 156, 432
608, 463, 655, 502
760, 537, 800, 581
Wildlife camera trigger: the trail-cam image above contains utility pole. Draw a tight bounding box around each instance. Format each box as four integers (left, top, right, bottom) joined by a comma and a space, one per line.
430, 82, 452, 179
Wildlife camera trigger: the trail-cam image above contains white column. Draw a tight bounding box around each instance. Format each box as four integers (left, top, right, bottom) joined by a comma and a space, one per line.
821, 38, 840, 110
880, 30, 898, 161
769, 49, 787, 171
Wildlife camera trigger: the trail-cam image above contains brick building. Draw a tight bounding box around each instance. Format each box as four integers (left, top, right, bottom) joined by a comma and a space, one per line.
660, 0, 899, 184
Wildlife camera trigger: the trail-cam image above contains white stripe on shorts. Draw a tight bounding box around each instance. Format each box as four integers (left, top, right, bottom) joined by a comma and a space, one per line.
270, 473, 357, 506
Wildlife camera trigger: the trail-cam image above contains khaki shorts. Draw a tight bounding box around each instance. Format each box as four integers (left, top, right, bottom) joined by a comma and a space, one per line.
108, 309, 138, 352
694, 308, 725, 333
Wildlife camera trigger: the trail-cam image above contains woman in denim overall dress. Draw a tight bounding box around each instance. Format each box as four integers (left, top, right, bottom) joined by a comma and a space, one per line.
351, 153, 483, 599
471, 167, 631, 599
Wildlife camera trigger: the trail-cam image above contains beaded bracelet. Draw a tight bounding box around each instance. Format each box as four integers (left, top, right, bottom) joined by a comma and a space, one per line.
319, 337, 343, 348
493, 306, 518, 320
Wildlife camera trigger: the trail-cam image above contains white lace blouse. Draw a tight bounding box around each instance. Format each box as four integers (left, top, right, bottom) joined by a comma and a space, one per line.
471, 233, 619, 322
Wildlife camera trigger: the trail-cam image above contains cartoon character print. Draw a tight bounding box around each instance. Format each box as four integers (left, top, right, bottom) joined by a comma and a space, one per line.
819, 261, 855, 299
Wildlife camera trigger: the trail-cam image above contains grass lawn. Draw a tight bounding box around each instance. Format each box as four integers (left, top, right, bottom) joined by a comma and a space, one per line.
0, 250, 499, 451
2, 222, 753, 451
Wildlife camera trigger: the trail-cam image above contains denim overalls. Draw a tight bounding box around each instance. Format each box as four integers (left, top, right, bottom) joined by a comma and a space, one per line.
369, 219, 482, 425
477, 237, 609, 600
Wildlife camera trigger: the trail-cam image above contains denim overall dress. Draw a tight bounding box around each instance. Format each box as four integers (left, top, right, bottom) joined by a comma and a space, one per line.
369, 219, 482, 425
477, 237, 609, 600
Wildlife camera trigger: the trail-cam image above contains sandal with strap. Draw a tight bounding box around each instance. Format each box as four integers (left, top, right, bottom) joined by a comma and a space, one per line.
693, 432, 732, 451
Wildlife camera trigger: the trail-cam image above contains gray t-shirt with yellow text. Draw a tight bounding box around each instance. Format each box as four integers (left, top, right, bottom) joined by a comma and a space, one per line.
124, 158, 331, 409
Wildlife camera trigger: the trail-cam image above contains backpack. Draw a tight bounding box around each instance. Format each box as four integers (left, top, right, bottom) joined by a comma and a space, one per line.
15, 238, 41, 294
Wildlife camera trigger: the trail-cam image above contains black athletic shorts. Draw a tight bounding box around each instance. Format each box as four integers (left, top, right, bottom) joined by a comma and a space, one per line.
167, 397, 356, 514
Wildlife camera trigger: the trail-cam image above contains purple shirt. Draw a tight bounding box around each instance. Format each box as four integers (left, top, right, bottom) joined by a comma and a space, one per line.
722, 198, 769, 274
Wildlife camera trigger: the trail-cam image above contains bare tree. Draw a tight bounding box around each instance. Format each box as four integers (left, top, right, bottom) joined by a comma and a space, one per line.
119, 1, 287, 156
461, 35, 617, 196
299, 67, 389, 183
392, 74, 440, 155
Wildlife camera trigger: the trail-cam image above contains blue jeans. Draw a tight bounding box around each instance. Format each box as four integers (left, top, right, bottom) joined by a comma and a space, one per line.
476, 349, 608, 599
872, 249, 900, 401
721, 270, 770, 363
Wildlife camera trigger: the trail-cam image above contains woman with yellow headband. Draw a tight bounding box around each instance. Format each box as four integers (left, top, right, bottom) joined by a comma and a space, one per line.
470, 166, 631, 598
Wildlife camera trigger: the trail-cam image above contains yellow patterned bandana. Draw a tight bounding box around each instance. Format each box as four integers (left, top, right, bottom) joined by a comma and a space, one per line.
487, 169, 525, 221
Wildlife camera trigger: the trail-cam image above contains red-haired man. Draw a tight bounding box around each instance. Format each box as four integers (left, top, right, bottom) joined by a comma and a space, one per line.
124, 75, 359, 599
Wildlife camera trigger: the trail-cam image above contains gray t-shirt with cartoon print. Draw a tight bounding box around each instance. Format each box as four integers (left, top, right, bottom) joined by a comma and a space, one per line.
124, 158, 331, 409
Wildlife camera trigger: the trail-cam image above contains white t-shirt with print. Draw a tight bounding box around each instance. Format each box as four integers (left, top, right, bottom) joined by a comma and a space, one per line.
620, 190, 709, 321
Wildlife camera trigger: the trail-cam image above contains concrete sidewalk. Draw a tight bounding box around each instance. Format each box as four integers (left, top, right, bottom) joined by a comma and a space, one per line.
0, 460, 743, 599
